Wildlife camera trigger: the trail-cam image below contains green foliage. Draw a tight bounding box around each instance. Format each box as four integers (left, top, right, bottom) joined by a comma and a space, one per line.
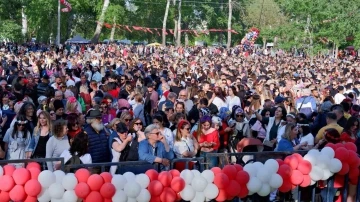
0, 20, 22, 41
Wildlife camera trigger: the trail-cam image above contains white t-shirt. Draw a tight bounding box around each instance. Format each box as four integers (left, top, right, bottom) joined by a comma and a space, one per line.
226, 96, 241, 112
60, 150, 92, 164
300, 133, 314, 146
212, 97, 227, 112
173, 137, 195, 158
334, 93, 346, 104
161, 128, 174, 149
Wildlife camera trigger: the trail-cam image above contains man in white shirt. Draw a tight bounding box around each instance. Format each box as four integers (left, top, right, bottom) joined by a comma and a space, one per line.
334, 86, 346, 104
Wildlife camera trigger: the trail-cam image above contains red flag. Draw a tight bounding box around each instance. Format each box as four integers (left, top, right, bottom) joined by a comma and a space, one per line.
169, 29, 174, 35
155, 29, 161, 36
60, 0, 72, 12
146, 28, 153, 34
193, 30, 200, 37
230, 29, 239, 34
125, 26, 132, 32
104, 23, 112, 29
133, 26, 143, 31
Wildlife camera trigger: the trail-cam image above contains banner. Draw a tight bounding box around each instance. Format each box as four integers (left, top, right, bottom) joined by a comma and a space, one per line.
60, 0, 72, 12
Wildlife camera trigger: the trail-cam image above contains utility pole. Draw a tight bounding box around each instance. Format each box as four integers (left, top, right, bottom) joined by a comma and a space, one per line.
57, 0, 61, 45
227, 0, 232, 48
176, 0, 182, 47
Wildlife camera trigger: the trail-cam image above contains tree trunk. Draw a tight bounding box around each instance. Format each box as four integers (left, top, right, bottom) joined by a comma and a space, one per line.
110, 16, 116, 42
21, 7, 27, 40
162, 0, 171, 46
226, 0, 232, 48
184, 33, 189, 46
176, 0, 182, 47
173, 19, 178, 43
263, 37, 267, 49
335, 43, 338, 59
91, 0, 110, 43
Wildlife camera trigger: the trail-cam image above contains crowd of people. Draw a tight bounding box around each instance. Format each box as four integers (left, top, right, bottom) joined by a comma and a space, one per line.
0, 42, 359, 201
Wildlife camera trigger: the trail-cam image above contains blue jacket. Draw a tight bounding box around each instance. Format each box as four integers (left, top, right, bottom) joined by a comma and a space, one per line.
138, 140, 174, 171
276, 138, 294, 152
25, 129, 53, 155
85, 124, 110, 163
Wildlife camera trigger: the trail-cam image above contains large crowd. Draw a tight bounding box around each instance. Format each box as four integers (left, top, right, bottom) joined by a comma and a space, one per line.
0, 42, 359, 201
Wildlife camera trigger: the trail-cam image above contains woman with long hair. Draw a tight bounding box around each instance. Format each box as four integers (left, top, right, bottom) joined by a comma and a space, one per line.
12, 102, 37, 134
3, 115, 32, 167
67, 113, 82, 143
298, 120, 314, 150
276, 123, 307, 151
65, 96, 81, 115
128, 118, 146, 142
119, 111, 133, 128
133, 93, 145, 125
209, 87, 227, 111
153, 114, 174, 149
46, 119, 70, 171
193, 115, 219, 168
25, 111, 52, 164
226, 86, 241, 112
340, 116, 359, 143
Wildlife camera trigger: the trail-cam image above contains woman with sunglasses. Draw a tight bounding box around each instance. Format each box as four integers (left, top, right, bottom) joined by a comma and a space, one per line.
25, 111, 52, 168
129, 118, 146, 142
101, 99, 115, 124
67, 113, 82, 144
153, 114, 174, 149
3, 115, 31, 167
119, 111, 133, 128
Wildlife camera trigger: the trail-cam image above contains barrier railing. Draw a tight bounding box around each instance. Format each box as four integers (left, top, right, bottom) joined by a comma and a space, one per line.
0, 158, 65, 170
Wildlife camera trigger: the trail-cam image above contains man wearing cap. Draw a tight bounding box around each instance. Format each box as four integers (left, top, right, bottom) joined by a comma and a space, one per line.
158, 92, 176, 112
85, 108, 110, 172
295, 88, 317, 119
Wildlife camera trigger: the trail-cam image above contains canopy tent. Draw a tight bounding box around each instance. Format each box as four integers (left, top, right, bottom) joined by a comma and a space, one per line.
66, 35, 90, 44
118, 39, 131, 45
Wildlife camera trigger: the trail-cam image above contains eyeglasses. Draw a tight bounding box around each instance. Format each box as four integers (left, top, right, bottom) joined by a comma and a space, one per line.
125, 119, 133, 122
134, 122, 143, 126
150, 132, 160, 136
236, 114, 244, 117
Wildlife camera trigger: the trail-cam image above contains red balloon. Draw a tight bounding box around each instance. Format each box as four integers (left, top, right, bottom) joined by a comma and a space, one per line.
288, 156, 299, 170
336, 143, 345, 148
75, 182, 91, 199
145, 169, 159, 181
24, 195, 37, 202
284, 156, 292, 165
86, 191, 104, 202
170, 177, 185, 193
222, 165, 237, 180
235, 171, 250, 185
334, 175, 344, 188
87, 174, 104, 191
148, 180, 164, 197
104, 199, 112, 202
0, 191, 10, 202
100, 183, 116, 199
25, 163, 41, 171
24, 179, 41, 197
233, 164, 243, 172
276, 159, 284, 166
211, 167, 222, 175
150, 196, 161, 202
160, 187, 176, 202
158, 171, 172, 187
169, 169, 180, 178
338, 163, 350, 175
28, 168, 40, 180
213, 173, 230, 189
290, 170, 304, 185
100, 172, 112, 183
297, 160, 312, 175
226, 180, 241, 197
13, 168, 31, 185
9, 185, 26, 202
344, 142, 357, 152
300, 175, 311, 187
3, 165, 15, 176
335, 147, 349, 162
0, 175, 15, 192
237, 186, 249, 198
278, 164, 292, 178
349, 167, 359, 181
292, 153, 303, 163
325, 143, 337, 151
347, 151, 358, 166
215, 189, 227, 202
278, 180, 292, 193
75, 168, 91, 183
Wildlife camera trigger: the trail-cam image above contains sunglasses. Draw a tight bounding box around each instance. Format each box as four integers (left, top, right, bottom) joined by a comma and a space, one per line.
150, 132, 160, 136
236, 114, 244, 117
125, 119, 133, 122
134, 122, 143, 126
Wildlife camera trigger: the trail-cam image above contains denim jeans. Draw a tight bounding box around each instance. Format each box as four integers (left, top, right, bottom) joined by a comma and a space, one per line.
200, 150, 218, 169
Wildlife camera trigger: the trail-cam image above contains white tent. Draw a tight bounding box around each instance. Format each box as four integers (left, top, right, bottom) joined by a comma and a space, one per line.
66, 35, 90, 44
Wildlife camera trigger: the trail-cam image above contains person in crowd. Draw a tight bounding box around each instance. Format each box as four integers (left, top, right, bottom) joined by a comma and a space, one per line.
276, 123, 308, 151
129, 118, 146, 142
295, 88, 317, 119
209, 87, 227, 112
138, 124, 174, 171
133, 93, 145, 124
12, 102, 37, 134
46, 119, 70, 171
315, 112, 343, 143
331, 105, 347, 128
119, 111, 133, 128
226, 86, 241, 111
152, 113, 173, 149
170, 112, 186, 133
178, 89, 193, 115
340, 116, 359, 143
66, 113, 82, 143
297, 120, 314, 150
53, 99, 66, 120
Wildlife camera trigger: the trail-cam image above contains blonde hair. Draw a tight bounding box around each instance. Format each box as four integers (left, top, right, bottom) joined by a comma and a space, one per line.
34, 111, 52, 136
282, 123, 297, 141
120, 111, 133, 123
65, 100, 78, 114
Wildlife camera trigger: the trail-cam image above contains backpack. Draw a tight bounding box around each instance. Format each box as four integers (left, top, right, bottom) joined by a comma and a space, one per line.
65, 154, 83, 173
229, 123, 246, 152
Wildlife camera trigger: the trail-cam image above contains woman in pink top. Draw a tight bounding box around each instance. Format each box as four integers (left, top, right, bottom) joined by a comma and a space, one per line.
193, 115, 220, 168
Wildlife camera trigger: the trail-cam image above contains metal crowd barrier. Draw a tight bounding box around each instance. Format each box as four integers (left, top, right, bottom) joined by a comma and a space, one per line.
0, 158, 65, 170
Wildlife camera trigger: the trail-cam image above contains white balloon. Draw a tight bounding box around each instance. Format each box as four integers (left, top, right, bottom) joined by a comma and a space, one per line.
303, 154, 317, 166
201, 170, 215, 183
269, 174, 283, 189
205, 197, 212, 202
38, 188, 51, 202
49, 183, 65, 199
247, 177, 262, 193
310, 180, 316, 185
51, 198, 64, 202
112, 175, 127, 190
127, 198, 137, 202
191, 169, 201, 177
191, 176, 208, 192
309, 166, 324, 181
180, 169, 194, 185
264, 159, 279, 174
112, 190, 128, 202
321, 147, 335, 159
243, 164, 257, 177
180, 185, 196, 201
0, 166, 3, 176
191, 192, 205, 202
329, 158, 342, 173
203, 183, 219, 200
62, 174, 78, 191
136, 189, 151, 202
135, 174, 150, 189
258, 183, 271, 196
123, 172, 136, 182
321, 169, 333, 181
257, 170, 271, 183
124, 181, 142, 198
316, 154, 331, 169
62, 190, 77, 202
38, 170, 56, 188
253, 162, 264, 173
54, 170, 66, 184
308, 149, 320, 156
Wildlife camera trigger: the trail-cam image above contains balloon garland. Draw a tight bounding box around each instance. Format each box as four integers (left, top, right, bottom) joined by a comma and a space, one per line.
0, 143, 358, 202
240, 27, 260, 52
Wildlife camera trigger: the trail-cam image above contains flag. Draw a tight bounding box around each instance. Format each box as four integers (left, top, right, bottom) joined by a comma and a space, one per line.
60, 0, 72, 12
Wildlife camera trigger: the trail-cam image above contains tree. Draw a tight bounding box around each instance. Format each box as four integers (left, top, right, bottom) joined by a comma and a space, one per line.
91, 0, 110, 43
162, 0, 171, 46
0, 20, 22, 41
176, 0, 182, 47
227, 0, 232, 48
